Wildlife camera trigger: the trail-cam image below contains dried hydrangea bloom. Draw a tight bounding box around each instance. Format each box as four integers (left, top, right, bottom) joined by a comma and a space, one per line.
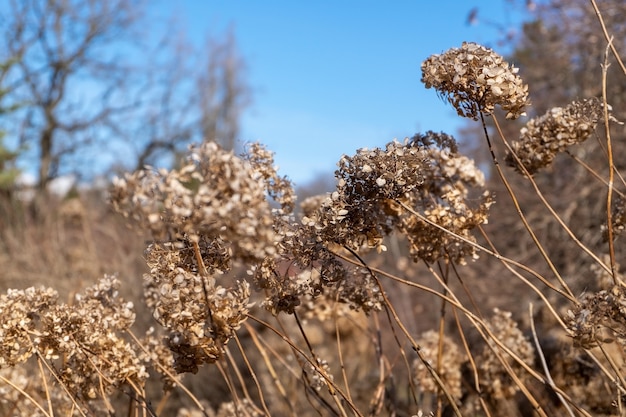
566, 285, 626, 349
244, 142, 296, 215
301, 138, 427, 252
144, 242, 252, 373
413, 330, 466, 403
110, 141, 280, 263
506, 98, 604, 175
0, 276, 146, 402
478, 309, 534, 400
398, 133, 492, 264
252, 258, 309, 315
38, 276, 146, 400
216, 399, 263, 417
304, 355, 334, 392
299, 267, 383, 318
0, 286, 58, 367
295, 132, 490, 266
421, 42, 530, 120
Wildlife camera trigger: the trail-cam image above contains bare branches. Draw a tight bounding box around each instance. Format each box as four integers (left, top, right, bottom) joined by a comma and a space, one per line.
1, 0, 250, 189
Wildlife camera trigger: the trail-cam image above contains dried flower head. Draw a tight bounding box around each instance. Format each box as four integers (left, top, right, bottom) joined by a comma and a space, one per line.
0, 286, 58, 367
257, 132, 490, 319
413, 330, 466, 403
0, 276, 146, 402
298, 266, 383, 317
478, 309, 534, 400
566, 284, 626, 349
506, 98, 604, 175
144, 241, 252, 373
286, 132, 490, 270
244, 142, 296, 215
110, 141, 281, 263
301, 137, 427, 252
40, 276, 145, 400
421, 42, 530, 119
304, 355, 334, 392
398, 132, 492, 264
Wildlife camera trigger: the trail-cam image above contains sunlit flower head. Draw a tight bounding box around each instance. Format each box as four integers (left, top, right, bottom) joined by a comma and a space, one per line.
421, 42, 530, 120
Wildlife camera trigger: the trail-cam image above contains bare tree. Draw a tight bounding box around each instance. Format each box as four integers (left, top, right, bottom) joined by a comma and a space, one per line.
198, 31, 250, 151
1, 0, 144, 189
128, 31, 250, 171
0, 0, 251, 189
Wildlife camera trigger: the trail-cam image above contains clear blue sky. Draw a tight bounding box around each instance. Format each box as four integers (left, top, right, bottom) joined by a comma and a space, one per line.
158, 1, 528, 185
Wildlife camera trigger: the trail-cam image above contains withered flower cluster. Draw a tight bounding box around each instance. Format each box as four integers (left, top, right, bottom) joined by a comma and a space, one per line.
397, 133, 492, 264
304, 355, 334, 392
506, 98, 604, 175
111, 141, 278, 262
111, 142, 290, 372
478, 309, 535, 400
255, 133, 489, 316
110, 134, 489, 370
299, 132, 490, 265
0, 276, 146, 401
144, 241, 252, 373
566, 283, 626, 349
421, 42, 529, 120
413, 330, 466, 404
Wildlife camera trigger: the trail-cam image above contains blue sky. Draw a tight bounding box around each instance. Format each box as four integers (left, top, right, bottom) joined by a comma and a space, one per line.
158, 1, 528, 185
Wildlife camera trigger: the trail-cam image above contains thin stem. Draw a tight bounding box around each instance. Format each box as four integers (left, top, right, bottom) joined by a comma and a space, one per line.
601, 39, 619, 284
565, 150, 626, 198
36, 354, 54, 417
246, 315, 364, 417
333, 310, 354, 406
242, 321, 297, 415
491, 114, 615, 278
529, 303, 576, 417
589, 0, 626, 76
451, 307, 493, 417
483, 111, 575, 298
396, 199, 577, 304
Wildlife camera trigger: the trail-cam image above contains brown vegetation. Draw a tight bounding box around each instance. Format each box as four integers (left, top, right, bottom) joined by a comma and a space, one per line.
1, 1, 626, 416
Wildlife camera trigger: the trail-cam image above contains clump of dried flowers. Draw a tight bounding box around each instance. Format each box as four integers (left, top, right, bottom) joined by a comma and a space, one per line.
111, 142, 292, 372
0, 276, 146, 403
300, 132, 490, 264
110, 141, 279, 262
566, 283, 626, 349
397, 132, 492, 264
304, 355, 334, 392
506, 98, 604, 175
255, 132, 490, 316
421, 42, 530, 120
413, 330, 466, 404
478, 309, 535, 400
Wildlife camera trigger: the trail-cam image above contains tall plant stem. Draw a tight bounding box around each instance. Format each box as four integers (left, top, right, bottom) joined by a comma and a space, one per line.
480, 111, 574, 298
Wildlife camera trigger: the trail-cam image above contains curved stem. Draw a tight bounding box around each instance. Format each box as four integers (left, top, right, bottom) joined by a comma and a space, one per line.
482, 111, 575, 298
